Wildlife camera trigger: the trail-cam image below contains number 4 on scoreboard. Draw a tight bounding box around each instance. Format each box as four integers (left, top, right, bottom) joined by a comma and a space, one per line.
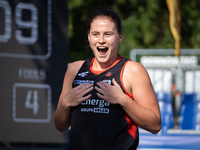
13, 83, 51, 123
25, 90, 39, 115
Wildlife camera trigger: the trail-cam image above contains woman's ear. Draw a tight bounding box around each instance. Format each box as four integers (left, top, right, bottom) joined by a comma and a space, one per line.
119, 33, 123, 43
87, 31, 90, 42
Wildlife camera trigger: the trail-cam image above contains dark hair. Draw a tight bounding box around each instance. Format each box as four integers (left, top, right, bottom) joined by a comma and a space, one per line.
87, 9, 122, 33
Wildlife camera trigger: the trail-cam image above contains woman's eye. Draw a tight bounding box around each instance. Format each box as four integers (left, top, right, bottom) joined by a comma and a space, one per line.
93, 33, 98, 36
105, 33, 113, 36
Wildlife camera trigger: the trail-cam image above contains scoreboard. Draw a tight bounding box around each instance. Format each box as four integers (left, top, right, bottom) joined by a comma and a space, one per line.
0, 0, 69, 143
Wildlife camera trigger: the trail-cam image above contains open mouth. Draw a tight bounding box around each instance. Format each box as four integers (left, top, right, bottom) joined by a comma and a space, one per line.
97, 47, 108, 55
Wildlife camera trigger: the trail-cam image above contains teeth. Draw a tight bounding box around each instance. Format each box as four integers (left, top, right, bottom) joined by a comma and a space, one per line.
97, 47, 108, 49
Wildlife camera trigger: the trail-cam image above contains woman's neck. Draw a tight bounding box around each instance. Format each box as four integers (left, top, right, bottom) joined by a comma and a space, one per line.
91, 54, 119, 71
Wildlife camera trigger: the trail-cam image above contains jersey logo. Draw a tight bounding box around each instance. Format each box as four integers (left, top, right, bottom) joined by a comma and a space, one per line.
78, 71, 89, 77
73, 80, 94, 85
105, 72, 112, 77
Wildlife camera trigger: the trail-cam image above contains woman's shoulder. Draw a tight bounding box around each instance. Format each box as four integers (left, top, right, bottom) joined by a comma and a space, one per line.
125, 60, 147, 73
67, 60, 85, 74
124, 60, 151, 83
64, 60, 85, 81
69, 60, 85, 68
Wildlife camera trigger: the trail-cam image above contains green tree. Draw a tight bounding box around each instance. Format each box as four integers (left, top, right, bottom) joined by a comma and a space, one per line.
68, 0, 200, 62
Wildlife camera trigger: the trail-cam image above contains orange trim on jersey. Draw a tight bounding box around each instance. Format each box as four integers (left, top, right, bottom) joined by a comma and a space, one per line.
125, 114, 138, 139
120, 60, 138, 139
120, 60, 133, 97
90, 55, 121, 75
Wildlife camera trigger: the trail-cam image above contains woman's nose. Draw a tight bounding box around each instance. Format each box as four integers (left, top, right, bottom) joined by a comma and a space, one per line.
98, 35, 105, 44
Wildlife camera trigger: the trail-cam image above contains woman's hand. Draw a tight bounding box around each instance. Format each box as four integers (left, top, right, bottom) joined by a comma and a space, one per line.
62, 83, 94, 108
95, 78, 128, 105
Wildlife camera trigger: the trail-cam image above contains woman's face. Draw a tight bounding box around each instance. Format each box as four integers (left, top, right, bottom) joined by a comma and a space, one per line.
88, 17, 122, 65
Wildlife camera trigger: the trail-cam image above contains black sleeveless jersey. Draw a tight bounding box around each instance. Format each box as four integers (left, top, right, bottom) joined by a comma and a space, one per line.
69, 56, 139, 150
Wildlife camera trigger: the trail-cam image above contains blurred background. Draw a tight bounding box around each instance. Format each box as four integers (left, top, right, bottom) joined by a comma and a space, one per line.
0, 0, 200, 150
68, 0, 200, 61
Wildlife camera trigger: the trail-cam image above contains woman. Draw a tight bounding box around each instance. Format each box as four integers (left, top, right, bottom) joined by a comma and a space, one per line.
54, 9, 161, 150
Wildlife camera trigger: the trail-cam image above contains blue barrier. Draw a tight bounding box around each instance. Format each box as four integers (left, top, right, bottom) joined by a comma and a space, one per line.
179, 93, 200, 130
156, 92, 174, 130
138, 131, 200, 150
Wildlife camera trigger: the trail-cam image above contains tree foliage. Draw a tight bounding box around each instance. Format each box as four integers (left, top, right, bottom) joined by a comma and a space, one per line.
68, 0, 200, 62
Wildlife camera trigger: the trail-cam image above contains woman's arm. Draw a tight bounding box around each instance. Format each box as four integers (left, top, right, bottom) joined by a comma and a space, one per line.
53, 61, 94, 132
121, 61, 161, 133
95, 61, 161, 134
